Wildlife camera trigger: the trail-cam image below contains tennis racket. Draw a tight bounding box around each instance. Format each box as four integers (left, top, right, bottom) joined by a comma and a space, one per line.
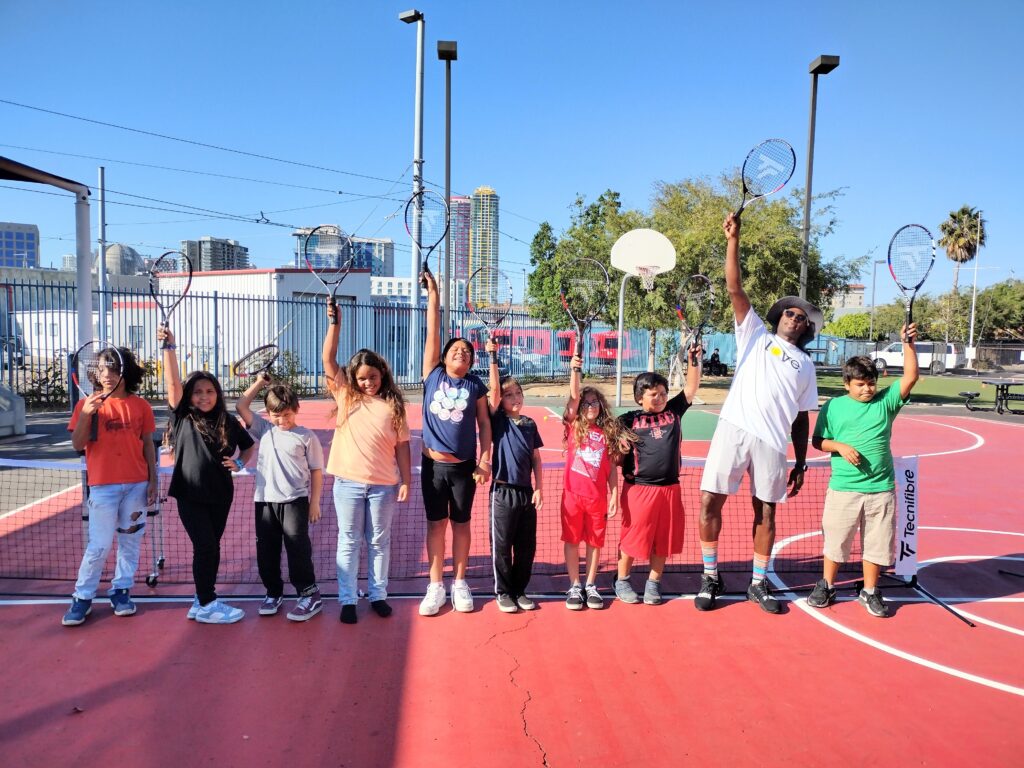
559, 258, 610, 371
467, 266, 513, 364
887, 224, 935, 342
404, 189, 450, 285
149, 251, 193, 348
70, 340, 124, 442
303, 226, 354, 325
676, 274, 715, 358
233, 344, 279, 382
735, 139, 796, 219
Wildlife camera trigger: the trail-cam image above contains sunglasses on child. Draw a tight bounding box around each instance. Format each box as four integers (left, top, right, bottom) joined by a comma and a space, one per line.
783, 309, 808, 324
581, 399, 601, 408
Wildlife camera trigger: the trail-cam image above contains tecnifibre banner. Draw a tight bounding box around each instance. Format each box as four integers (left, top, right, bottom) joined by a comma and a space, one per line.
894, 457, 919, 578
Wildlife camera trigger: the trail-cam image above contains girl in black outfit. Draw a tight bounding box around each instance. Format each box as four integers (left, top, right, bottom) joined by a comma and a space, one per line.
159, 327, 255, 624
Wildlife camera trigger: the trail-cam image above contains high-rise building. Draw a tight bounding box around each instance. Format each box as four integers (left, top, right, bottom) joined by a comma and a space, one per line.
181, 237, 250, 271
0, 223, 40, 268
351, 236, 395, 276
469, 186, 499, 305
449, 196, 471, 281
292, 226, 360, 271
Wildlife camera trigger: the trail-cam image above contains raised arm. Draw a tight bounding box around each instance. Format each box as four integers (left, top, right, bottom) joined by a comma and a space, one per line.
422, 271, 441, 379
236, 372, 269, 428
564, 354, 583, 423
158, 326, 183, 409
486, 338, 501, 414
899, 323, 920, 400
321, 301, 345, 392
723, 213, 751, 324
683, 340, 703, 403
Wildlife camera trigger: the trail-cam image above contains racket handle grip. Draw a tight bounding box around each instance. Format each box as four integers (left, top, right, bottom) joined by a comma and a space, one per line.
327, 298, 338, 325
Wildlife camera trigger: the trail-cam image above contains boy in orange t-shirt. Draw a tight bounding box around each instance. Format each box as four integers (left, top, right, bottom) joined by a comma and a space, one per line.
63, 347, 157, 626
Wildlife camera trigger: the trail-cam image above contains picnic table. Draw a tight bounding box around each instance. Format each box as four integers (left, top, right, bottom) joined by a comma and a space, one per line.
960, 379, 1024, 415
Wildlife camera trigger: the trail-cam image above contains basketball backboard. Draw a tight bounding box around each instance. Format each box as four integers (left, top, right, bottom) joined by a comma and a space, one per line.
610, 229, 675, 288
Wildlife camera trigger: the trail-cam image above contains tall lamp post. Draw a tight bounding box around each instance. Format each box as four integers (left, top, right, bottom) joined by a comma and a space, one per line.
400, 9, 425, 382
967, 210, 983, 368
868, 257, 886, 343
437, 40, 457, 343
799, 54, 840, 300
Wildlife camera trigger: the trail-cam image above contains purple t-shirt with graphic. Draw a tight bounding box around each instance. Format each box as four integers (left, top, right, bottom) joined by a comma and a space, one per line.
422, 366, 488, 462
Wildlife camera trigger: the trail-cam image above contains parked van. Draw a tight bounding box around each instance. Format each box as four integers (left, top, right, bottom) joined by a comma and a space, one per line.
869, 341, 966, 375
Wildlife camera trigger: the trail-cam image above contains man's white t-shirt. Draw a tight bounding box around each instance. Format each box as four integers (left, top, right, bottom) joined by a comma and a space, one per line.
717, 309, 818, 454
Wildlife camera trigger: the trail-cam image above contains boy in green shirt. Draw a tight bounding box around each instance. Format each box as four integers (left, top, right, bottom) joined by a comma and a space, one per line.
808, 324, 919, 617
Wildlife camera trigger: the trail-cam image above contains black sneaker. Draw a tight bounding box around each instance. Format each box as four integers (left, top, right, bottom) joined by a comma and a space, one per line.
858, 589, 889, 618
747, 580, 781, 614
694, 573, 724, 612
807, 579, 836, 608
584, 584, 604, 610
565, 584, 584, 611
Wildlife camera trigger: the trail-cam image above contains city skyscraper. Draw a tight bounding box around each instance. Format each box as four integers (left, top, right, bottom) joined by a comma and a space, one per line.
181, 237, 250, 271
449, 195, 471, 281
0, 223, 39, 268
469, 186, 499, 306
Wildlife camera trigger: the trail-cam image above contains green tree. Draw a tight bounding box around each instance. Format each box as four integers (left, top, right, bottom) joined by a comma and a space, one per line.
938, 205, 986, 296
821, 312, 871, 339
974, 279, 1024, 340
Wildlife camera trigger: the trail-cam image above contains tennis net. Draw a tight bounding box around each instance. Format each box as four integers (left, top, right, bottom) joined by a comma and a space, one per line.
0, 456, 861, 595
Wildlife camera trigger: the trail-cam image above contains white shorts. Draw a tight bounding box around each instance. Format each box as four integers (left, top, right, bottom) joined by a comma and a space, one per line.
699, 419, 789, 504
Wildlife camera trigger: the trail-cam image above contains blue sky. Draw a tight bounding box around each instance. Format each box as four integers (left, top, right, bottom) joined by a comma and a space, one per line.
1, 1, 1021, 307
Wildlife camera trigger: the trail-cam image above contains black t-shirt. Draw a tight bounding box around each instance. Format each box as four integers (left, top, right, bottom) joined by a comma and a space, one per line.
490, 411, 543, 489
167, 409, 254, 505
619, 390, 690, 486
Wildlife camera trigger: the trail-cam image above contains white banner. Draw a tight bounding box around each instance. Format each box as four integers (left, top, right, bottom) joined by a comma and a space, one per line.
894, 457, 920, 577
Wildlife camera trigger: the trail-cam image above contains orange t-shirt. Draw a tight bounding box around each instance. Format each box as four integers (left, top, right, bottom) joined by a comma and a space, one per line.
326, 390, 410, 485
69, 394, 156, 486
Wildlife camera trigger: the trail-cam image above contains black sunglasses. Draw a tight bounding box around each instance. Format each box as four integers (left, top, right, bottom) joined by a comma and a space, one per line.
783, 309, 808, 323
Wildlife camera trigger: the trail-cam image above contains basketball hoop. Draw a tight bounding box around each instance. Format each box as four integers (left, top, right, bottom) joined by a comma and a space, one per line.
637, 266, 658, 291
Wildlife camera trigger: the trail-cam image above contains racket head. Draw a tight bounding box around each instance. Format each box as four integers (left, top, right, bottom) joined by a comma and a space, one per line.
466, 266, 513, 329
149, 251, 192, 320
233, 344, 279, 378
559, 258, 610, 326
303, 226, 354, 284
676, 274, 713, 323
404, 190, 451, 251
887, 224, 935, 292
741, 139, 796, 200
70, 340, 124, 400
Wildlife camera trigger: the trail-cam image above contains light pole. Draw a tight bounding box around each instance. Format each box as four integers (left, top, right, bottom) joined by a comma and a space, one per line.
437, 39, 457, 343
967, 210, 983, 368
799, 54, 840, 300
400, 9, 425, 382
868, 257, 886, 342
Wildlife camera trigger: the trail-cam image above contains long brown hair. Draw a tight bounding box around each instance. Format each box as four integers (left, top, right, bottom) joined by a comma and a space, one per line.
328, 349, 407, 435
173, 371, 231, 452
563, 386, 635, 463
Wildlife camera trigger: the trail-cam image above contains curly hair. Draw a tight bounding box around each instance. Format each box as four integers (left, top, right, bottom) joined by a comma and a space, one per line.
328, 348, 407, 435
563, 385, 635, 463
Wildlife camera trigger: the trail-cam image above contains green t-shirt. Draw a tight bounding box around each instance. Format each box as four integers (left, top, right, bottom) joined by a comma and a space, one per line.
813, 383, 908, 492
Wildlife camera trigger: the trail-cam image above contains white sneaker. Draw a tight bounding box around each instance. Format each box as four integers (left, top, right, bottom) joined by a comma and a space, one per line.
186, 596, 200, 620
195, 599, 244, 624
419, 582, 446, 616
451, 581, 474, 613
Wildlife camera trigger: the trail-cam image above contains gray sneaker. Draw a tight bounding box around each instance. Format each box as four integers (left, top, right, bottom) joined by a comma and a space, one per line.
258, 595, 283, 616
496, 593, 518, 613
614, 578, 640, 604
585, 584, 604, 610
643, 579, 663, 605
807, 579, 836, 608
858, 589, 889, 617
287, 588, 323, 622
515, 594, 537, 611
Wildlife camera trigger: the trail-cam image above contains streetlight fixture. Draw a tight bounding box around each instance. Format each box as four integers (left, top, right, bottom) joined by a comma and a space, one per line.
799, 54, 840, 300
437, 40, 457, 342
868, 257, 886, 342
400, 9, 425, 382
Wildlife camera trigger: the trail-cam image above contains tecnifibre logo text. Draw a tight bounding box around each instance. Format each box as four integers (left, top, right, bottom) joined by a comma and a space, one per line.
899, 468, 917, 561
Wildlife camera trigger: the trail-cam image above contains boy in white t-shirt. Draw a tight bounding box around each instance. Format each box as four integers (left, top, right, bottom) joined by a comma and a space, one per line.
696, 213, 820, 614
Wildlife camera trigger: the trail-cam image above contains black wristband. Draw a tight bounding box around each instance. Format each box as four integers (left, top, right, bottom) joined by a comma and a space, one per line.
489, 352, 499, 365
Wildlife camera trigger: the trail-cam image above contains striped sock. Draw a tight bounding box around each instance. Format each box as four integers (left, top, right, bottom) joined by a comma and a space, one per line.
700, 541, 719, 578
751, 553, 770, 585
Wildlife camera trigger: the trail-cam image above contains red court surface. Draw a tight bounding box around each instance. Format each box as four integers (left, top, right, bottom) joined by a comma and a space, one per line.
2, 407, 1023, 767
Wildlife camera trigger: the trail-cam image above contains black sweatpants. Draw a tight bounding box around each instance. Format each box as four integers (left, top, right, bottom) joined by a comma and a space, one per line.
176, 498, 231, 606
255, 498, 317, 597
489, 483, 537, 597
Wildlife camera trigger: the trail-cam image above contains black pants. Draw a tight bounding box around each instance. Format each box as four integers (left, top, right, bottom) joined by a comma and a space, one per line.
255, 499, 317, 597
176, 498, 230, 606
489, 484, 537, 597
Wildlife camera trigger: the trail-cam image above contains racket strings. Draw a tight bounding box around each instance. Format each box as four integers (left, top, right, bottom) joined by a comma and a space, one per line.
304, 229, 352, 279
406, 191, 450, 250
467, 268, 512, 325
562, 260, 609, 320
235, 345, 278, 377
890, 228, 934, 289
73, 344, 123, 395
743, 139, 796, 197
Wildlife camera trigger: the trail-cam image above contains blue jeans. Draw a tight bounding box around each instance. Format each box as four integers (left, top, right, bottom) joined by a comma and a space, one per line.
73, 481, 148, 600
333, 478, 397, 604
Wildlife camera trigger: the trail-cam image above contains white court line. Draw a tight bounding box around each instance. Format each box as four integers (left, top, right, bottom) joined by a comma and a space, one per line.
901, 417, 984, 458
0, 484, 80, 521
769, 528, 1024, 698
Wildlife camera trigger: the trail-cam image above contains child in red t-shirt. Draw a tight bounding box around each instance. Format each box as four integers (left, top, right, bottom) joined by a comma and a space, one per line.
560, 354, 634, 611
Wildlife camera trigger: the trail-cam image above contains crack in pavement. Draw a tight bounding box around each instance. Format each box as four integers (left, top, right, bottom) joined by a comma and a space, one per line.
479, 614, 550, 767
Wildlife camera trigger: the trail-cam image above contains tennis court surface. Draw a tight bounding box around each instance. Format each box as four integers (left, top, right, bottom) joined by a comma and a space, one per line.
1, 404, 1022, 766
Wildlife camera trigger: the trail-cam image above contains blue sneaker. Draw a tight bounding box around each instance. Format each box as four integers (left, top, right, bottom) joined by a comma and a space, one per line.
186, 596, 200, 620
195, 599, 244, 624
109, 589, 137, 617
62, 597, 92, 626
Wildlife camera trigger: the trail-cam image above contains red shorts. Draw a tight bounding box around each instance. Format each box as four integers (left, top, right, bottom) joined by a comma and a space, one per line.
619, 483, 685, 559
560, 490, 609, 548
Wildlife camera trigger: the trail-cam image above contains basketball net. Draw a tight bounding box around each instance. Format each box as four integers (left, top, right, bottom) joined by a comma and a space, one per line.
637, 266, 657, 291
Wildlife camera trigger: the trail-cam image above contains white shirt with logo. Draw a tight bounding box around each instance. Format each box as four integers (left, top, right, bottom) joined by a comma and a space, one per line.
718, 309, 818, 454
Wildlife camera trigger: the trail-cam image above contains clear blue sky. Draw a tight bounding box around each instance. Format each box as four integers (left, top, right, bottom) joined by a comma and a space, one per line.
1, 1, 1021, 307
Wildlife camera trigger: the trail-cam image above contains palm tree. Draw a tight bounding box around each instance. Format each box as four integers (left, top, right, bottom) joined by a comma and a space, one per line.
938, 205, 987, 295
